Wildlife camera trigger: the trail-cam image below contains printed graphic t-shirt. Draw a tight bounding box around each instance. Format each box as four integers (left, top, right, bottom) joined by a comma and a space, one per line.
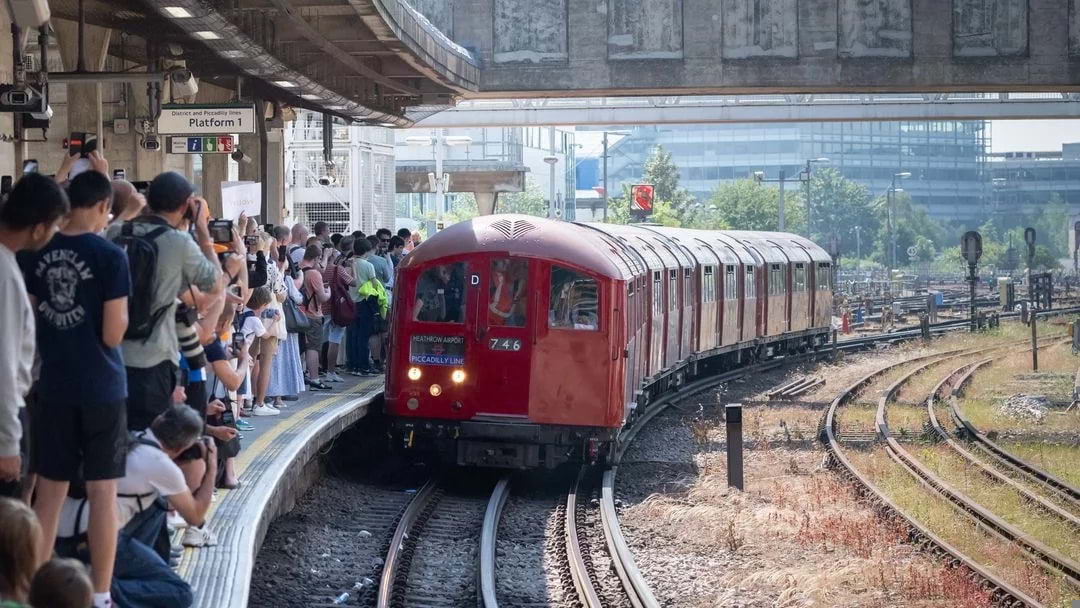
26, 232, 131, 404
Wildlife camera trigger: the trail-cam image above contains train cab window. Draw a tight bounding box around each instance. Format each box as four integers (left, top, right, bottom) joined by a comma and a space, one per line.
489, 258, 528, 327
725, 266, 737, 300
744, 266, 756, 299
413, 262, 466, 323
550, 266, 599, 330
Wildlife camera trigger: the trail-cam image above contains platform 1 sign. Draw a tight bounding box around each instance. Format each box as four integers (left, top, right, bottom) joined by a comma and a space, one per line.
158, 104, 256, 135
169, 136, 236, 155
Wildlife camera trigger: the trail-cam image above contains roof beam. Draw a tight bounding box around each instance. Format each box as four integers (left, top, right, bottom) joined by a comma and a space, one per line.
264, 0, 419, 96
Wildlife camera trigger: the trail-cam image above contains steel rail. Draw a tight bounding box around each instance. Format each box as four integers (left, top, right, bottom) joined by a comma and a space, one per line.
823, 355, 1043, 608
478, 477, 511, 608
376, 479, 439, 608
949, 362, 1080, 505
566, 468, 604, 608
926, 360, 1080, 529
875, 353, 1080, 590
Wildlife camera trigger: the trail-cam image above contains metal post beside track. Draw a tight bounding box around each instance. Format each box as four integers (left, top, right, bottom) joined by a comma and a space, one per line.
725, 404, 744, 491
1025, 227, 1038, 371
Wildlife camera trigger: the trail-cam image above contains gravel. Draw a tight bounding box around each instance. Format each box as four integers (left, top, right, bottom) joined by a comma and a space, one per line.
1000, 393, 1051, 422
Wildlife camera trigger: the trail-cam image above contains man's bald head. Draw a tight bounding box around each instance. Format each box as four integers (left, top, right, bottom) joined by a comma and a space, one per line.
291, 222, 309, 244
110, 179, 146, 221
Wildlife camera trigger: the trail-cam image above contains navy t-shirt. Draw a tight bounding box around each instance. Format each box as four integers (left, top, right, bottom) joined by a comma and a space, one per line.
26, 232, 131, 404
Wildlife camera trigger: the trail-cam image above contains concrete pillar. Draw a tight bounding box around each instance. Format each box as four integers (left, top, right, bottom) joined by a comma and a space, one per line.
237, 133, 261, 182
475, 192, 499, 215
53, 19, 111, 141
201, 154, 227, 218
0, 6, 13, 177
265, 127, 286, 226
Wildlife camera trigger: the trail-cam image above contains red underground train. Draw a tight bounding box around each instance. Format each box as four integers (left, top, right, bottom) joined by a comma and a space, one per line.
384, 215, 834, 468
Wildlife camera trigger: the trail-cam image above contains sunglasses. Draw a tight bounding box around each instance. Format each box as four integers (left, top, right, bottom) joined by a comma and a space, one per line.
379, 238, 390, 243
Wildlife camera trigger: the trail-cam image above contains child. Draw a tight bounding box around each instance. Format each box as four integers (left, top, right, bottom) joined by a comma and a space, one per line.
237, 287, 282, 416
28, 559, 92, 608
0, 497, 41, 606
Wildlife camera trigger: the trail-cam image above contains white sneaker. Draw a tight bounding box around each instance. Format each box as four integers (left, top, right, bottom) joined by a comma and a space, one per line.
182, 526, 218, 547
327, 372, 343, 383
167, 511, 188, 530
253, 404, 280, 416
273, 400, 288, 409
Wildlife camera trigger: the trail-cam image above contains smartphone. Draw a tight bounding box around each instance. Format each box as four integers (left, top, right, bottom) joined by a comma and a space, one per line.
244, 234, 259, 249
68, 132, 85, 157
209, 219, 233, 244
22, 159, 38, 174
113, 168, 126, 180
262, 223, 274, 234
132, 180, 150, 195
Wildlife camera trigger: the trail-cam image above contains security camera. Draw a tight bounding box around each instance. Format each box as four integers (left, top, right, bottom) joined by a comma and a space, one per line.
231, 149, 252, 164
317, 175, 338, 187
0, 89, 32, 107
30, 104, 53, 121
142, 134, 161, 151
168, 68, 199, 98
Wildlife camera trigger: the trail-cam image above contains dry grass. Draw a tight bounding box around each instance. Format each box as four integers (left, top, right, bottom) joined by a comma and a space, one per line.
886, 403, 931, 438
912, 444, 1080, 561
997, 441, 1080, 489
848, 448, 1077, 607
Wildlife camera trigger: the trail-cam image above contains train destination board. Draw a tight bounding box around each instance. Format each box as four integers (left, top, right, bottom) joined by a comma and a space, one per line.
410, 335, 466, 366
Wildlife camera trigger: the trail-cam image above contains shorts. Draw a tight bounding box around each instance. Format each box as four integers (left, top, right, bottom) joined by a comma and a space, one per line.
324, 318, 346, 345
126, 361, 178, 431
30, 397, 127, 482
302, 317, 324, 351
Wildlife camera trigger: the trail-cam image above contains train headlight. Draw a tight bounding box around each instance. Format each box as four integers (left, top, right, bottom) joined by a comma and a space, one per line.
429, 384, 442, 397
451, 369, 466, 384
407, 367, 422, 381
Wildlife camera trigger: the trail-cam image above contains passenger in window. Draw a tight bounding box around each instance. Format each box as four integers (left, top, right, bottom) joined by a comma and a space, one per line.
488, 259, 525, 327
573, 312, 597, 330
414, 265, 463, 323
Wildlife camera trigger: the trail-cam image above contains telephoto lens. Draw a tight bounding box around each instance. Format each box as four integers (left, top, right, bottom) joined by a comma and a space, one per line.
176, 302, 207, 369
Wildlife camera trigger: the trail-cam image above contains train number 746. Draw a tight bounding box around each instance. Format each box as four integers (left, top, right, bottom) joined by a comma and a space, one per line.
488, 338, 523, 351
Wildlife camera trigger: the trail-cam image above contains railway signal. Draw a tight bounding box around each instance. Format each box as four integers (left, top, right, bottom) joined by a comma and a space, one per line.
630, 184, 654, 222
961, 231, 982, 332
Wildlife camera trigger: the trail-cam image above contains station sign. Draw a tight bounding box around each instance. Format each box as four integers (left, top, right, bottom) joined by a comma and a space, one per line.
158, 103, 256, 135
169, 136, 236, 154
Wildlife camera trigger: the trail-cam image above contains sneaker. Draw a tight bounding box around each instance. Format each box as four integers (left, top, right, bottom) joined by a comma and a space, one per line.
252, 404, 281, 416
309, 380, 332, 390
182, 526, 218, 548
170, 544, 184, 558
358, 368, 378, 377
372, 361, 385, 373
167, 511, 188, 530
236, 420, 254, 430
326, 372, 344, 383
274, 400, 288, 409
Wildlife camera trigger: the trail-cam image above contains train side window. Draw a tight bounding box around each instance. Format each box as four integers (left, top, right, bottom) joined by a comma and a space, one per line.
703, 266, 714, 303
412, 262, 466, 323
550, 266, 599, 331
818, 262, 831, 290
744, 266, 756, 299
668, 270, 677, 310
794, 263, 806, 292
489, 258, 528, 327
769, 264, 782, 296
725, 266, 736, 300
652, 271, 662, 317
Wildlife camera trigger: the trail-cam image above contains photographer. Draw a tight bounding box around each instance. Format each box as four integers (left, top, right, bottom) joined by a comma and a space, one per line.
53, 405, 216, 608
105, 172, 227, 432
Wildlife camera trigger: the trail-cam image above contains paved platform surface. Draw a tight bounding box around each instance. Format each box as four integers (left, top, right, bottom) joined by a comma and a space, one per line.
176, 378, 383, 608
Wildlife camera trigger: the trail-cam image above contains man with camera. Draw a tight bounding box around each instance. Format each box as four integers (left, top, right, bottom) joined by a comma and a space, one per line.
105, 172, 232, 432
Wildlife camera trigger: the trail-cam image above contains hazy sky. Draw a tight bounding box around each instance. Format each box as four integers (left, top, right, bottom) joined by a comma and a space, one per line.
989, 120, 1080, 153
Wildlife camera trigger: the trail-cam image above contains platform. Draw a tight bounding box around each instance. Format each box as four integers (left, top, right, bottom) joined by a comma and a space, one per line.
176, 378, 383, 608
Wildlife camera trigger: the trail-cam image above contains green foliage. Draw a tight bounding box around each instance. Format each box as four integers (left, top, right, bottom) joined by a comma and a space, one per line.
444, 181, 550, 224
705, 179, 804, 232
608, 145, 696, 225
808, 168, 880, 253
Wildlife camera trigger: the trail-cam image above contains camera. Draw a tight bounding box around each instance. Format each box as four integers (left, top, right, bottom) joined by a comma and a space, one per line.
142, 134, 160, 151
317, 175, 337, 187
0, 89, 30, 106
209, 219, 233, 244
176, 302, 206, 369
244, 234, 259, 249
22, 159, 38, 175
231, 149, 252, 164
68, 132, 97, 158
231, 330, 245, 357
168, 67, 199, 98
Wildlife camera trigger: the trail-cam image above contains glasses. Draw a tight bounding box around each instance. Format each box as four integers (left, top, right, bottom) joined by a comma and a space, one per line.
380, 238, 390, 243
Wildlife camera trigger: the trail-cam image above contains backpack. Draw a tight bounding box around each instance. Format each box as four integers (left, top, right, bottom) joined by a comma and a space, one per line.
115, 221, 170, 342
286, 245, 303, 279
328, 264, 356, 326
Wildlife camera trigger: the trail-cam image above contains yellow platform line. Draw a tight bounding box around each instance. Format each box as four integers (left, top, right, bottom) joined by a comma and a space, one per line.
177, 380, 378, 577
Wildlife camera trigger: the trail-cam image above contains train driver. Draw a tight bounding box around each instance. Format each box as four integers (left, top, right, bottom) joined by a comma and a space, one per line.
413, 264, 463, 323
488, 259, 524, 326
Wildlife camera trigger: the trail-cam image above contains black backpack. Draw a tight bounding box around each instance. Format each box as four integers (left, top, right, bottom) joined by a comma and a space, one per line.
115, 221, 171, 342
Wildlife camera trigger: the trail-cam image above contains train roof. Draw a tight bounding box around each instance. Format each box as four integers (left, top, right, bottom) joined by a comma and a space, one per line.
400, 215, 635, 280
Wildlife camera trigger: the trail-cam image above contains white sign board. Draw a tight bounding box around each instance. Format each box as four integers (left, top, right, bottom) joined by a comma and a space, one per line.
158, 104, 256, 135
221, 181, 261, 220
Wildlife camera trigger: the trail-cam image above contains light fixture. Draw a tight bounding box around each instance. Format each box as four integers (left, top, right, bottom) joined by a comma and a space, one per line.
429, 384, 442, 397
407, 367, 422, 381
193, 31, 221, 40
325, 105, 348, 110
895, 171, 912, 179
451, 370, 466, 384
162, 6, 193, 18
220, 50, 245, 59
301, 94, 320, 100
272, 80, 297, 88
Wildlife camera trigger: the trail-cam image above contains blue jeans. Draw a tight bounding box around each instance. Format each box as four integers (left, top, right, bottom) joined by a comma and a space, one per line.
111, 501, 192, 608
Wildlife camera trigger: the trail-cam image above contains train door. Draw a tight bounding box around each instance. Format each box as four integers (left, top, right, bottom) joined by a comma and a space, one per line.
472, 256, 533, 419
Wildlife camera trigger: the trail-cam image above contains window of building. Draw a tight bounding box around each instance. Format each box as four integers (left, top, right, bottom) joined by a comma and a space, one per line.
550, 266, 598, 330
489, 258, 528, 327
412, 262, 466, 323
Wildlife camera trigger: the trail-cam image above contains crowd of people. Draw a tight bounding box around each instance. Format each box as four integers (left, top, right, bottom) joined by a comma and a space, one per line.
0, 152, 415, 608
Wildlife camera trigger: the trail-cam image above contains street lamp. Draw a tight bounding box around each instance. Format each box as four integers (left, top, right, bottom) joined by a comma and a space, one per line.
405, 129, 473, 228
752, 170, 792, 231
601, 129, 632, 222
543, 155, 559, 218
802, 158, 829, 238
887, 171, 912, 272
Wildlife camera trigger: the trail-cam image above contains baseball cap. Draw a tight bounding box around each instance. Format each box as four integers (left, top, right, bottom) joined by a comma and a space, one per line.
147, 171, 195, 213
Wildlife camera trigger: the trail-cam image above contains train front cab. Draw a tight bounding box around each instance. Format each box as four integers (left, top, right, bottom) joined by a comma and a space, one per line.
389, 250, 625, 469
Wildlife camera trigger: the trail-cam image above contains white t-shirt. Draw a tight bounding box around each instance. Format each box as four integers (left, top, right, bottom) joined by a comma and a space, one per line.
240, 309, 268, 346
57, 430, 190, 535
0, 245, 35, 458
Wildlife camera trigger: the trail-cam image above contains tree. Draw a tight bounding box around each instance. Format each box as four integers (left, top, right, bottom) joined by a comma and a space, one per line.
608, 145, 696, 225
876, 192, 947, 267
706, 179, 804, 232
444, 180, 549, 224
807, 168, 880, 256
